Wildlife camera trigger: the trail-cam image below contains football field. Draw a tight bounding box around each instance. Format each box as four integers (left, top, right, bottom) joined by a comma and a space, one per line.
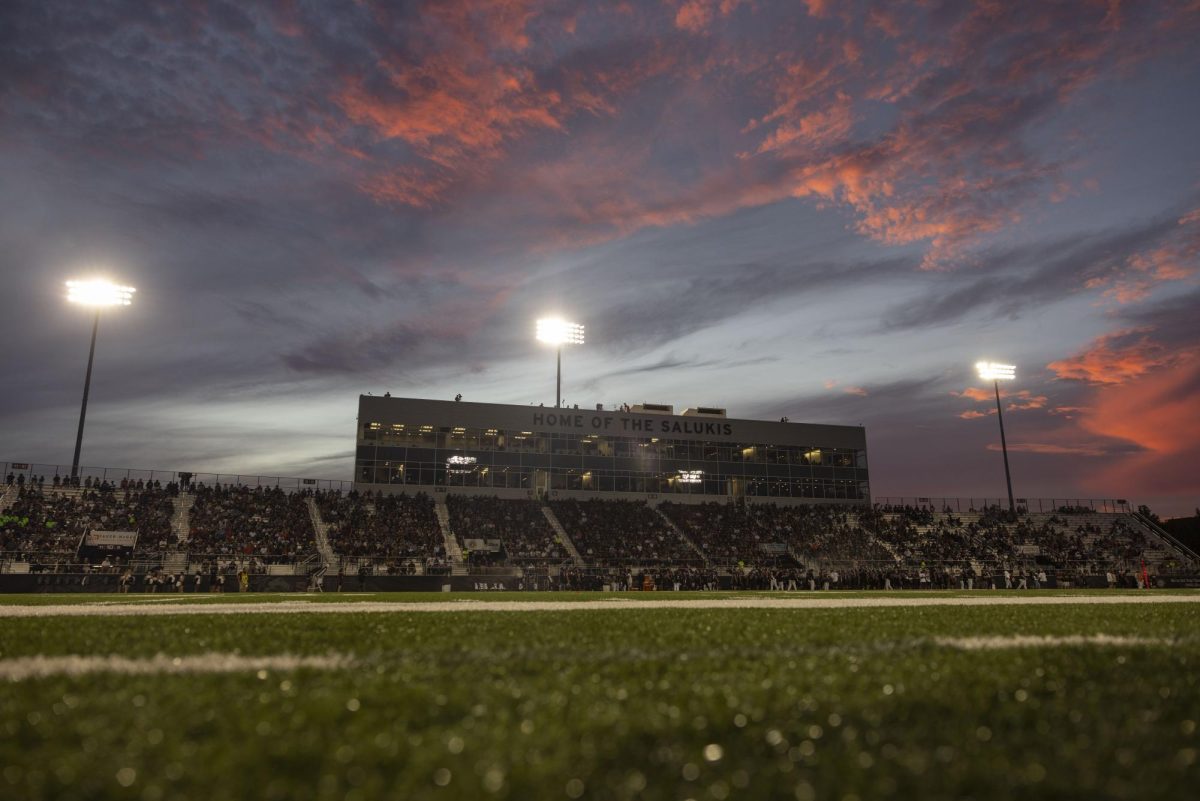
2, 591, 1198, 800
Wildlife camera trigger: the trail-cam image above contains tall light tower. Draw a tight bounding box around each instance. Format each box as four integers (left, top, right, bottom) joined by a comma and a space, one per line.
66, 279, 136, 479
976, 361, 1017, 515
536, 318, 584, 409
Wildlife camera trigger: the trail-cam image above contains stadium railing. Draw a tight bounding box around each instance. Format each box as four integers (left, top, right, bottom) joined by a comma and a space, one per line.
2, 461, 354, 493
872, 496, 1131, 513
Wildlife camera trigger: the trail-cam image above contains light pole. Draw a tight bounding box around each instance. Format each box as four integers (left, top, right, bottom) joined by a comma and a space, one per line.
66, 279, 136, 479
536, 318, 585, 408
976, 361, 1016, 515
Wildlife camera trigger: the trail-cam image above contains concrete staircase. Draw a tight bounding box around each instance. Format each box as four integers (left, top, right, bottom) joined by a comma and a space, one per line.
171, 493, 195, 544
653, 506, 708, 563
785, 545, 816, 571
433, 497, 465, 569
541, 505, 585, 566
0, 484, 17, 513
162, 552, 188, 574
304, 497, 338, 570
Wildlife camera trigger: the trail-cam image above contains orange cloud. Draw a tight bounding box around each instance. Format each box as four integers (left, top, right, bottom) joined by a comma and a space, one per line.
956, 387, 994, 402
986, 442, 1107, 457
959, 410, 991, 419
802, 0, 829, 16
1007, 391, 1047, 411
1090, 207, 1200, 302
1079, 349, 1200, 495
671, 0, 748, 33
1047, 329, 1172, 385
844, 385, 868, 397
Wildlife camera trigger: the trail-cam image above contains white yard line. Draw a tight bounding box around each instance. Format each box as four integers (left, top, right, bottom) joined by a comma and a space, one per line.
1, 594, 1199, 617
0, 652, 355, 681
933, 634, 1170, 650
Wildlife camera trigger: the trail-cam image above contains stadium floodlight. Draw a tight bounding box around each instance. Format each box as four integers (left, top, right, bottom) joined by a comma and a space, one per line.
66, 279, 136, 307
536, 318, 585, 408
975, 360, 1017, 516
66, 279, 136, 479
975, 361, 1015, 381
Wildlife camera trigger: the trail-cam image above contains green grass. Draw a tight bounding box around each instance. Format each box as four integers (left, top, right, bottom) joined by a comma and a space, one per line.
1, 594, 1198, 800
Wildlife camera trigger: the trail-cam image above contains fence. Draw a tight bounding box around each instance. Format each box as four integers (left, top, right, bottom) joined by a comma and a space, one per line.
871, 496, 1131, 514
2, 460, 354, 493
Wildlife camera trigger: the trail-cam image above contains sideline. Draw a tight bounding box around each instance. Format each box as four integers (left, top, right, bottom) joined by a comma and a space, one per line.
2, 593, 1200, 618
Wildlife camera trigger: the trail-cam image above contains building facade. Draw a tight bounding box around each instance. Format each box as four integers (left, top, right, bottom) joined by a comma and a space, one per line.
355, 396, 870, 504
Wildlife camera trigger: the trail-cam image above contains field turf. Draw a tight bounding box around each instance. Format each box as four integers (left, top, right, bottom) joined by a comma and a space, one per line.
1, 591, 1198, 800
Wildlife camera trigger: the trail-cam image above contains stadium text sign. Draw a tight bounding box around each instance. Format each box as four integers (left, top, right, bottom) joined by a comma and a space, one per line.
532, 411, 734, 436
84, 531, 137, 547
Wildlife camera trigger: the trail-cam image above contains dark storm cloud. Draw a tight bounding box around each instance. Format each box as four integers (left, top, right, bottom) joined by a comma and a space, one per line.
880, 210, 1194, 331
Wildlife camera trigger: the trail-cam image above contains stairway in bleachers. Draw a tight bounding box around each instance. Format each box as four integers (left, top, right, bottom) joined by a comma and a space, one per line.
652, 506, 708, 564
171, 493, 195, 543
540, 505, 585, 566
0, 484, 16, 513
433, 497, 465, 568
304, 497, 338, 569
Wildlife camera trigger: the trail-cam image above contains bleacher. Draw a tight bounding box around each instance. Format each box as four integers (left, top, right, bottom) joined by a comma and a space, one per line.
317, 490, 446, 566
446, 495, 567, 565
550, 498, 699, 566
2, 468, 1195, 581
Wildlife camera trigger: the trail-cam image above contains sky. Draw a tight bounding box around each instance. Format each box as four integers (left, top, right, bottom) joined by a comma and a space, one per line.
1, 0, 1198, 516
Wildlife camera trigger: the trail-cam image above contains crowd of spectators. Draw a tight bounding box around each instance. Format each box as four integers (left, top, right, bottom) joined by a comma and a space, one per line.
186, 485, 315, 563
0, 482, 177, 557
659, 502, 893, 566
446, 495, 568, 565
317, 490, 445, 563
863, 505, 1160, 572
550, 499, 698, 566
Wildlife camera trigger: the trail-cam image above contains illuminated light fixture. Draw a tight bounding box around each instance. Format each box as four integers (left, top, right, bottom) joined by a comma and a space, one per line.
446, 455, 478, 474
67, 279, 136, 307
536, 318, 585, 345
976, 361, 1015, 381
975, 360, 1017, 515
64, 277, 136, 479
535, 317, 585, 408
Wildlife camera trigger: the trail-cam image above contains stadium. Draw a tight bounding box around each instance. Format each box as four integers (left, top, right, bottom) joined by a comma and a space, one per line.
3, 391, 1196, 592
4, 388, 1199, 797
5, 2, 1200, 799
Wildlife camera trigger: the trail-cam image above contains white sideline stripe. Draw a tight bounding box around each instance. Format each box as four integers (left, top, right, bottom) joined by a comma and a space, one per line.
1, 594, 1199, 617
933, 634, 1169, 650
0, 653, 356, 681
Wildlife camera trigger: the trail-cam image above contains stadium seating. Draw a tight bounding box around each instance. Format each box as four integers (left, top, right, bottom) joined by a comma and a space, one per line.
0, 484, 177, 557
446, 495, 568, 565
549, 498, 699, 565
316, 490, 445, 563
1, 472, 1190, 584
186, 484, 316, 563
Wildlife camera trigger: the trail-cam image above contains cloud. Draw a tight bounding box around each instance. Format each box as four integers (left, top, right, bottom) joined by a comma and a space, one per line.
1087, 206, 1200, 303
985, 442, 1107, 457
1079, 348, 1200, 495
880, 209, 1195, 331
1047, 328, 1172, 385
956, 387, 994, 402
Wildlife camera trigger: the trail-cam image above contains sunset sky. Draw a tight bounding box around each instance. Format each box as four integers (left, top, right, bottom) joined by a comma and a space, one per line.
1, 1, 1197, 515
